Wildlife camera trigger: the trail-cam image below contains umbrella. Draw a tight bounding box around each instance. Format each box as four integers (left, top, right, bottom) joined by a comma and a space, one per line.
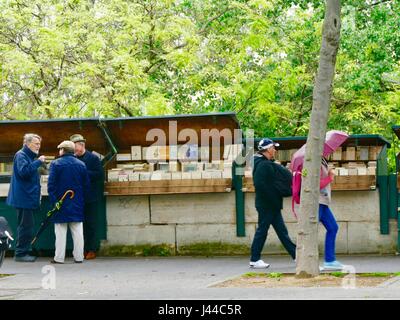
289, 130, 348, 219
0, 217, 13, 268
290, 130, 349, 172
31, 190, 75, 246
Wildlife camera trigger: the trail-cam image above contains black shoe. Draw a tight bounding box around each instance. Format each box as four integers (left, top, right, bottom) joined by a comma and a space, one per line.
74, 260, 83, 263
14, 255, 37, 262
50, 259, 64, 264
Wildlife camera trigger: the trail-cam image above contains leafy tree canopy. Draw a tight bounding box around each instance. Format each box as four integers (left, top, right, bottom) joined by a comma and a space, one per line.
0, 0, 399, 147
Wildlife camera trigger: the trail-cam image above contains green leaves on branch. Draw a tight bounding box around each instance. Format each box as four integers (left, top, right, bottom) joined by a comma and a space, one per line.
0, 0, 398, 147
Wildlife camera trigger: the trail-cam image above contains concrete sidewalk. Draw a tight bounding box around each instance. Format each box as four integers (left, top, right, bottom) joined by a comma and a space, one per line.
0, 255, 400, 300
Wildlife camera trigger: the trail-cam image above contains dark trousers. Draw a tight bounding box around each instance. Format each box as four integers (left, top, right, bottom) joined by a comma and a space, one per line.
83, 202, 98, 252
319, 204, 339, 263
15, 208, 35, 257
250, 207, 296, 261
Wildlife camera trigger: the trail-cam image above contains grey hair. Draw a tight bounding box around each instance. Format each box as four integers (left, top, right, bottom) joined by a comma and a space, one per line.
23, 133, 42, 146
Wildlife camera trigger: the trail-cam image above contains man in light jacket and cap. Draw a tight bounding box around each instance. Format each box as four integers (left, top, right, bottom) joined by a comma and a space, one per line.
7, 133, 46, 262
48, 140, 90, 264
70, 133, 103, 260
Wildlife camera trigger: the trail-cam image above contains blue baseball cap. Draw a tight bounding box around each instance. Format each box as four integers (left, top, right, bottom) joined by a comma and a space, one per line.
258, 138, 280, 151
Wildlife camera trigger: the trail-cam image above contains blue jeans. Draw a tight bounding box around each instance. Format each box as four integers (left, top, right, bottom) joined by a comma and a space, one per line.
250, 207, 296, 261
15, 208, 35, 257
319, 204, 339, 263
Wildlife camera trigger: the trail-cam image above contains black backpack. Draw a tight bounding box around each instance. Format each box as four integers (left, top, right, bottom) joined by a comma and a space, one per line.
272, 162, 293, 197
253, 155, 293, 198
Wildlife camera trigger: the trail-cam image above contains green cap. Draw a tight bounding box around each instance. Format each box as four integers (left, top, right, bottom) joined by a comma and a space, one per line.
70, 134, 86, 143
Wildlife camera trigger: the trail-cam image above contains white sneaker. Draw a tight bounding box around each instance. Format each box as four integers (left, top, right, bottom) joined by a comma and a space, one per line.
249, 259, 270, 269
322, 260, 344, 271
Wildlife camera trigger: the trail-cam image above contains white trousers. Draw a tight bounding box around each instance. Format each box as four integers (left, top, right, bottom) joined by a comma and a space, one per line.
54, 222, 84, 263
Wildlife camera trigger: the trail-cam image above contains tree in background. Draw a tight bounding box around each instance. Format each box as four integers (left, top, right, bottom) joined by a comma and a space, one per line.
0, 0, 398, 147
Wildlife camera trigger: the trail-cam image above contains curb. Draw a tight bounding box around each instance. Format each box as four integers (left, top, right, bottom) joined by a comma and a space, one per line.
376, 276, 400, 288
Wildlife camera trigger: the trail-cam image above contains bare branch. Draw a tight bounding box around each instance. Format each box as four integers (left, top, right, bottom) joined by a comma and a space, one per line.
358, 0, 393, 11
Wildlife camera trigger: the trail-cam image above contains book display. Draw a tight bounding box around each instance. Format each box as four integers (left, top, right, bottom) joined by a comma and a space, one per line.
242, 136, 388, 192
105, 144, 243, 195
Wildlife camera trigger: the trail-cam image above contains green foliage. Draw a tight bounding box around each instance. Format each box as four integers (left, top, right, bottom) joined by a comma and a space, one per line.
242, 272, 283, 279
0, 0, 398, 146
99, 244, 174, 257
243, 272, 264, 277
177, 242, 250, 256
329, 271, 346, 278
268, 272, 283, 279
329, 272, 400, 278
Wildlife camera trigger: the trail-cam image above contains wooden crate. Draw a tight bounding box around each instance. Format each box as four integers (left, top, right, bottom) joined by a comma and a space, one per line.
241, 175, 376, 193
242, 177, 255, 193
105, 178, 232, 195
331, 175, 376, 191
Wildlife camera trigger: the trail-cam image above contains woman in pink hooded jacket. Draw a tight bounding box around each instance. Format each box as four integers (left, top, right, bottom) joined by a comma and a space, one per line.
319, 157, 343, 270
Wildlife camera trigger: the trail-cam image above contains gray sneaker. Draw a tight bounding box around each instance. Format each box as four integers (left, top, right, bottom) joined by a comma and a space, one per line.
14, 255, 37, 262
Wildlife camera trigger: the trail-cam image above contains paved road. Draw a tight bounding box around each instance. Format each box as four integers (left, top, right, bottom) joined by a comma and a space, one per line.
1, 255, 400, 300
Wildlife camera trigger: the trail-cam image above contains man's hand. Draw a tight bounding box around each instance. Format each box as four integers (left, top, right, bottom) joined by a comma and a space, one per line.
38, 155, 46, 162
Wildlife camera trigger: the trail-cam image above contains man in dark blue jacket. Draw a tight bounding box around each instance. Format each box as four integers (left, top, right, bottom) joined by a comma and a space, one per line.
70, 134, 103, 260
249, 138, 296, 269
48, 141, 90, 264
7, 134, 46, 262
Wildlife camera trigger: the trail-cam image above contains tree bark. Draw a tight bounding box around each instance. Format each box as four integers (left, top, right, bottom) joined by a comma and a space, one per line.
296, 0, 341, 278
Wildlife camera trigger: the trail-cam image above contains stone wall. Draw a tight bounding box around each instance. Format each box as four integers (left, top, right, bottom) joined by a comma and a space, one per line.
103, 190, 398, 255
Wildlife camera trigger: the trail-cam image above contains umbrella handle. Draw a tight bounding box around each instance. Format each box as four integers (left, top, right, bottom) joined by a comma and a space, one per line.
60, 190, 74, 202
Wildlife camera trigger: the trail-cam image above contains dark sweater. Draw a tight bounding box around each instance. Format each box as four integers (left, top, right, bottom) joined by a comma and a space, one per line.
77, 151, 103, 203
253, 154, 283, 212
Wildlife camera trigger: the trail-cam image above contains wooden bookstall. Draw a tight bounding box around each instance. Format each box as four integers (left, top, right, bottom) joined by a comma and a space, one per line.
241, 135, 390, 193
102, 113, 241, 196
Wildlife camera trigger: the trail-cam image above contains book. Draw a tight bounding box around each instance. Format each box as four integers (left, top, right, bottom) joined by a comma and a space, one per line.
116, 153, 131, 161
131, 146, 142, 161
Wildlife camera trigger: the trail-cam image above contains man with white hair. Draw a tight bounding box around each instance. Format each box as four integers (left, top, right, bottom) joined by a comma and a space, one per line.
48, 140, 90, 264
7, 133, 46, 262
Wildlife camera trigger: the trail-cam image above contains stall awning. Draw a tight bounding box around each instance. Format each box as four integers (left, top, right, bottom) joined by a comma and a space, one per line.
249, 134, 391, 150
0, 118, 107, 158
103, 112, 241, 152
0, 112, 241, 157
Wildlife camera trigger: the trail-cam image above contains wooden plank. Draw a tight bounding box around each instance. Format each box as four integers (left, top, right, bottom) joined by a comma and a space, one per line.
242, 175, 376, 193
104, 179, 232, 195
397, 175, 400, 189
331, 175, 376, 191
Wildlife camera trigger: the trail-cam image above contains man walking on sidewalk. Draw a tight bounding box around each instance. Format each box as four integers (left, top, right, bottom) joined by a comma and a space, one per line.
249, 138, 296, 269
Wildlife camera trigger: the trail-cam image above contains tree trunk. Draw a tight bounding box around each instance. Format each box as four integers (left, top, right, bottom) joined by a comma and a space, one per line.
295, 0, 341, 278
